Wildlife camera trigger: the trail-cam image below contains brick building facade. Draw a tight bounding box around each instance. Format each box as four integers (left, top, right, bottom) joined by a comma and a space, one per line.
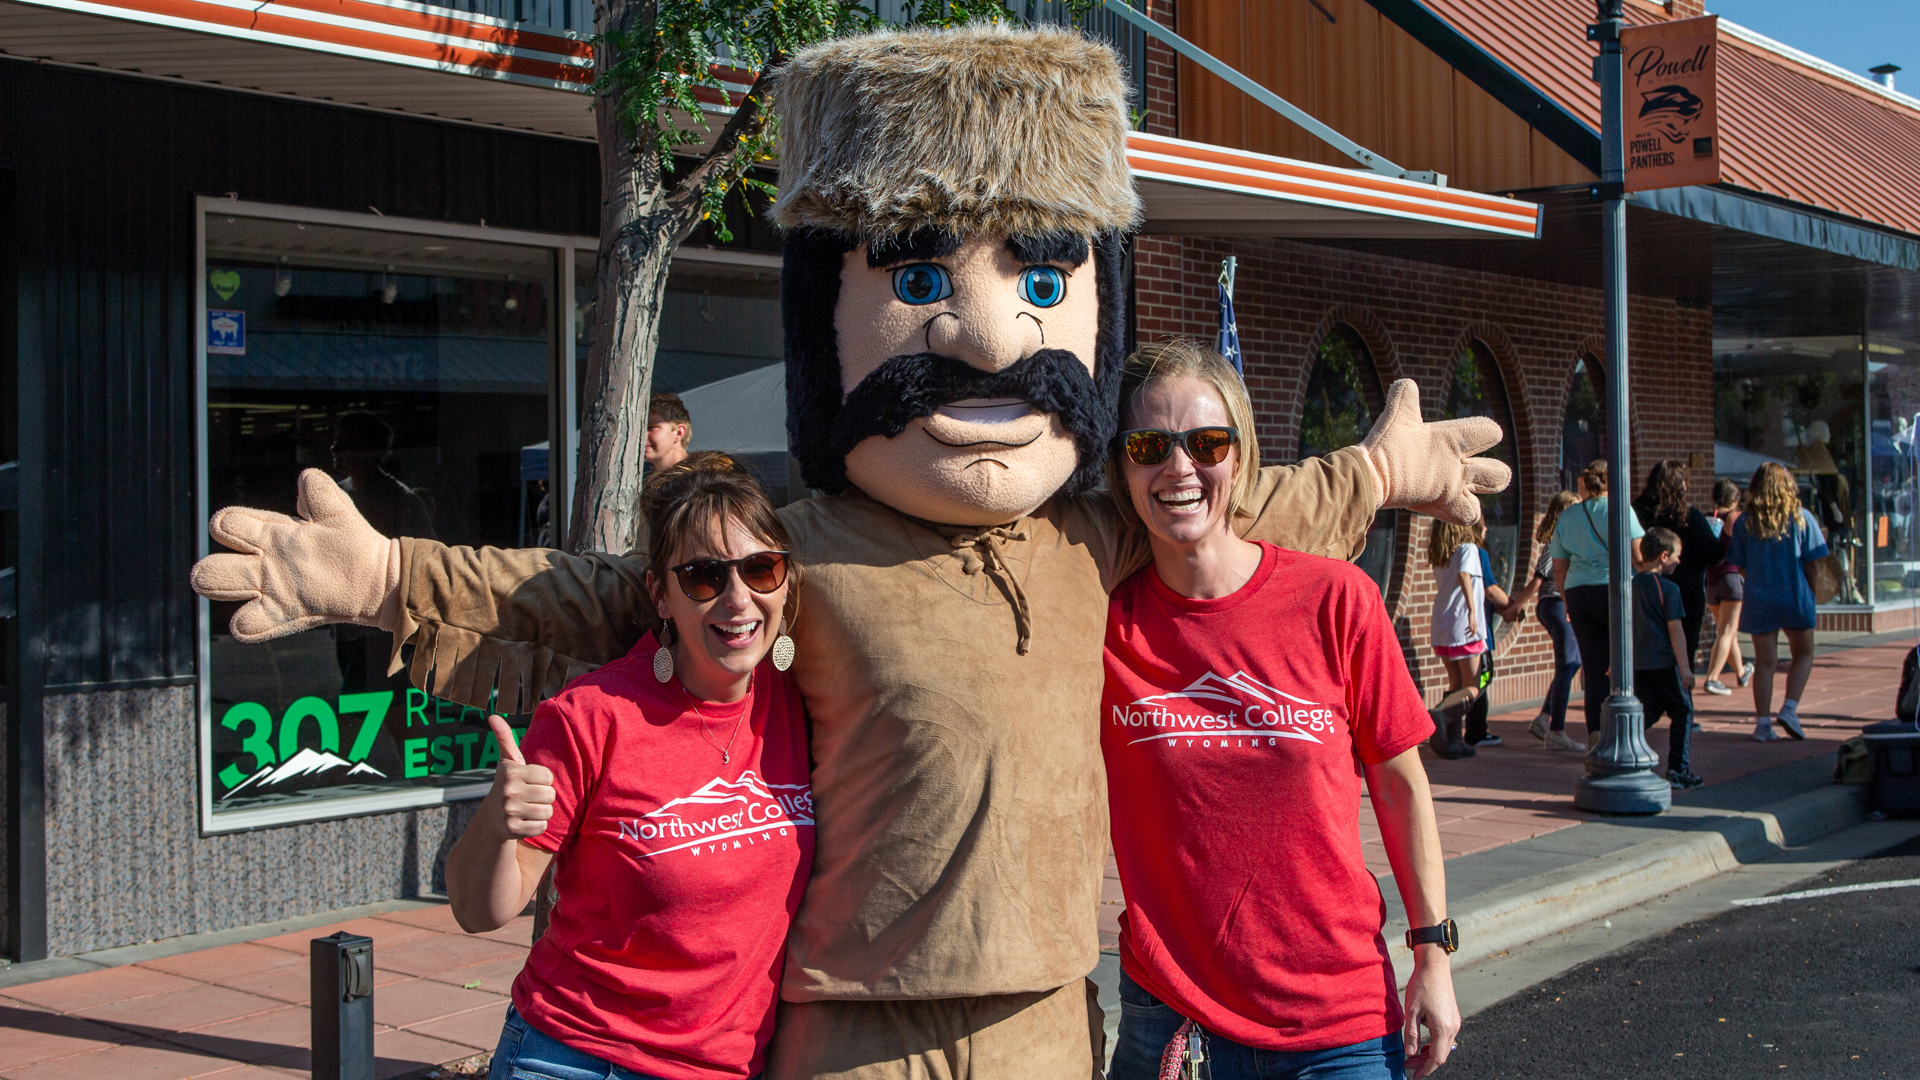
1129, 3, 1718, 707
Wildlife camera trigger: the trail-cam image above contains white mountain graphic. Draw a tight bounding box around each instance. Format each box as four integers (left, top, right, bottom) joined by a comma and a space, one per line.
221, 748, 387, 799
644, 771, 809, 820
1132, 670, 1317, 708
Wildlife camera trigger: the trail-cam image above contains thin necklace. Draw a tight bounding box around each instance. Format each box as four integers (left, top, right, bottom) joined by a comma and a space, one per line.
686, 670, 752, 765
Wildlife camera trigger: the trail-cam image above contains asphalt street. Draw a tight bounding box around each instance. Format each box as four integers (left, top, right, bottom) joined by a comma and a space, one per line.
1446, 833, 1920, 1080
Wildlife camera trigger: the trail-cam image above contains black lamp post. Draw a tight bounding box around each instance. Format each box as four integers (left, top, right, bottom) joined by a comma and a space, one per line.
1574, 0, 1672, 815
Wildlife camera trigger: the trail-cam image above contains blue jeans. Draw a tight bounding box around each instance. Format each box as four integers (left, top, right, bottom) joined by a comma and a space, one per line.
489, 1005, 676, 1080
1536, 594, 1581, 732
1108, 971, 1405, 1080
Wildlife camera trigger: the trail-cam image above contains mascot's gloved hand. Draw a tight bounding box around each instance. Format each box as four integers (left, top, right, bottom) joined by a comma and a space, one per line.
1361, 379, 1512, 524
191, 469, 402, 642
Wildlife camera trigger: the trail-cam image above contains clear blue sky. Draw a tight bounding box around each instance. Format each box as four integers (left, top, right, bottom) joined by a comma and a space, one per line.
1708, 1, 1916, 84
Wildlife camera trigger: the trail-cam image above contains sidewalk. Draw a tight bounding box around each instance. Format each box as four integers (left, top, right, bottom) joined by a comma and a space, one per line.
4, 640, 1906, 1080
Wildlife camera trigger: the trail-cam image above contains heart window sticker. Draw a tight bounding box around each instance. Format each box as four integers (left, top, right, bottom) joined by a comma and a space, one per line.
210, 269, 241, 301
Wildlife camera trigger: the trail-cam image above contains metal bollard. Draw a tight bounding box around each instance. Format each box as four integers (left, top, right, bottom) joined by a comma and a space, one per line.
311, 932, 375, 1080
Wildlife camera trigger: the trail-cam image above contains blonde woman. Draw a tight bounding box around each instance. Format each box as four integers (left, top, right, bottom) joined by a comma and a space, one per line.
1426, 521, 1484, 760
1725, 462, 1828, 741
1500, 492, 1585, 750
1102, 341, 1459, 1079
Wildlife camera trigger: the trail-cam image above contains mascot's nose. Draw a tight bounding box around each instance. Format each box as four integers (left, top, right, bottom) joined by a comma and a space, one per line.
924, 291, 1046, 373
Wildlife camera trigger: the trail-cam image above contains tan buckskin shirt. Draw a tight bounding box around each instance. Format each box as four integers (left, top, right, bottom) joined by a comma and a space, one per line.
390, 448, 1374, 1001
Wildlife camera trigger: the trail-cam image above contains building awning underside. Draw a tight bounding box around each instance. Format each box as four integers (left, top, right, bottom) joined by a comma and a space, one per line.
2, 0, 1544, 242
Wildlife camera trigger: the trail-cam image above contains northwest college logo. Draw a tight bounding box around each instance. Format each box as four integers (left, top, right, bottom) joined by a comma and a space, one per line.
1112, 670, 1337, 748
614, 771, 814, 859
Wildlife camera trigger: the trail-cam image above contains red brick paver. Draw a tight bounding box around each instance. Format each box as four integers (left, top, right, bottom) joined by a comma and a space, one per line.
0, 906, 523, 1079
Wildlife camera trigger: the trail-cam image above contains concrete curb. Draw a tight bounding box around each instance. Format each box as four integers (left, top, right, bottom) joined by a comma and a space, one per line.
1384, 782, 1872, 970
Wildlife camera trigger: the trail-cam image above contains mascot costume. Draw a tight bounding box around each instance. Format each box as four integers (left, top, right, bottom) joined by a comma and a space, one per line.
194, 24, 1508, 1079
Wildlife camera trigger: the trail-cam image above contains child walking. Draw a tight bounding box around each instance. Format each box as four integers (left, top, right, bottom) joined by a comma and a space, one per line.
1636, 526, 1702, 789
1427, 520, 1485, 759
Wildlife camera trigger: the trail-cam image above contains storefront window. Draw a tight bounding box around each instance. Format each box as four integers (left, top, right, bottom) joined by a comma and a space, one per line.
1447, 342, 1522, 591
201, 206, 573, 830
1561, 356, 1607, 494
574, 250, 790, 503
1299, 327, 1400, 596
1867, 316, 1920, 603
1714, 327, 1869, 604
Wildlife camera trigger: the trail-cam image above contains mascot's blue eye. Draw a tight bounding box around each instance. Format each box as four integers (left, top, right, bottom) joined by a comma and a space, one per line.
892, 264, 952, 305
1019, 266, 1065, 308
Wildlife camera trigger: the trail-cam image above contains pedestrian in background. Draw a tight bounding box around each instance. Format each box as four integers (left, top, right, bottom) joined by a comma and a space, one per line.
1633, 527, 1702, 789
1551, 461, 1646, 749
1427, 520, 1485, 759
1632, 460, 1721, 672
1726, 462, 1828, 741
1501, 491, 1585, 751
1702, 478, 1755, 695
1463, 518, 1510, 749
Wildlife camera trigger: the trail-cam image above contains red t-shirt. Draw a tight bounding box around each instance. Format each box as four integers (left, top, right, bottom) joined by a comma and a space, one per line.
512, 632, 814, 1080
1102, 543, 1433, 1051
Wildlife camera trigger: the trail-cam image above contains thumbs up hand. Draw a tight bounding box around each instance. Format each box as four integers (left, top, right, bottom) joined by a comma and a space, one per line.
487, 714, 554, 839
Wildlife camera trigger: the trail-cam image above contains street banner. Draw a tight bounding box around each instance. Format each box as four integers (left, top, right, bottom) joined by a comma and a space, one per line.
1621, 14, 1720, 193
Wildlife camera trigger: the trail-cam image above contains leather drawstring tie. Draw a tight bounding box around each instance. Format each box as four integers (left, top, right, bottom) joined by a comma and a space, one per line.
950, 527, 1033, 655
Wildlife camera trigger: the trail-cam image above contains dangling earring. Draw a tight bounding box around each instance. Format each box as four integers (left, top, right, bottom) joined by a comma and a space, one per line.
771, 596, 796, 672
653, 620, 676, 683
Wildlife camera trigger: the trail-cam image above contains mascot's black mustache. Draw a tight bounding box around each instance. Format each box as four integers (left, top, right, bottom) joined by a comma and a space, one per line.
828, 349, 1109, 465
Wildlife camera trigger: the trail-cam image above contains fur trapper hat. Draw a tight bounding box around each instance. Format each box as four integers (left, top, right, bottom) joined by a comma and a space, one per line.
770, 24, 1142, 239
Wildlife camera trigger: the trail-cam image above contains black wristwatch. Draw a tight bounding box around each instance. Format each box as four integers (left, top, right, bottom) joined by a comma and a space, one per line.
1406, 919, 1459, 953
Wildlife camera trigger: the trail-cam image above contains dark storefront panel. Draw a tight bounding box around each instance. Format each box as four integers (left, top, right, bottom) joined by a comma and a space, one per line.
3, 60, 599, 958
6, 60, 597, 692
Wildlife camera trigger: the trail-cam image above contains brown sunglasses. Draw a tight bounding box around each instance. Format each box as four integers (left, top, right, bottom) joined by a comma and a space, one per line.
1119, 427, 1239, 467
667, 551, 792, 602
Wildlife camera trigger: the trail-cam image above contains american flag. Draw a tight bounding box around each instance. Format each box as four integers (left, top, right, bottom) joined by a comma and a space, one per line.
1216, 260, 1241, 376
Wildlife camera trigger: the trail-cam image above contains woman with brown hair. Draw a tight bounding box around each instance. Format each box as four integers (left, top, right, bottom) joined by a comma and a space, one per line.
1550, 461, 1646, 747
1726, 461, 1829, 741
1631, 459, 1723, 672
446, 452, 812, 1080
1701, 478, 1755, 695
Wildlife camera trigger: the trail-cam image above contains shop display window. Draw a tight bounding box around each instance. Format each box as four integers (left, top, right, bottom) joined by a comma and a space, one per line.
199, 202, 582, 831
1868, 326, 1920, 603
1447, 342, 1522, 593
1560, 356, 1607, 495
1713, 328, 1870, 605
1299, 326, 1401, 597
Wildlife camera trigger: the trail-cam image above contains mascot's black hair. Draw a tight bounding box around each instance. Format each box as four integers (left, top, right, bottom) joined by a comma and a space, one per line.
783, 227, 1130, 498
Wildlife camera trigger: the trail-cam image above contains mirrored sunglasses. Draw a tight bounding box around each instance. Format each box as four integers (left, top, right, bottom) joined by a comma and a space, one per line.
668, 551, 792, 602
1119, 427, 1239, 467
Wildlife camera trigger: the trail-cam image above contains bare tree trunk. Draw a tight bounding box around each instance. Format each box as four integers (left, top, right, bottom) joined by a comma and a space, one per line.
569, 72, 691, 553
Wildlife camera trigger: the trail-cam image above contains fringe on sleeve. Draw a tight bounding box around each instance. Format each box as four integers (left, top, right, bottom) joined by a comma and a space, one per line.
385, 538, 654, 714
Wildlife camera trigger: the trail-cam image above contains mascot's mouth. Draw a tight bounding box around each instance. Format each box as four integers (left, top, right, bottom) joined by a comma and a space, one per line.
922, 399, 1050, 449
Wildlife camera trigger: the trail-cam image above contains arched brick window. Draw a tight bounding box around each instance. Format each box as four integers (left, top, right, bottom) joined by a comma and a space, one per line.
1561, 356, 1608, 494
1448, 340, 1522, 589
1301, 325, 1400, 596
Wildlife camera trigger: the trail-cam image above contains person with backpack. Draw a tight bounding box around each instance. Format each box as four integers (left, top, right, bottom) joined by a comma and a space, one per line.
1725, 462, 1830, 741
1550, 461, 1647, 749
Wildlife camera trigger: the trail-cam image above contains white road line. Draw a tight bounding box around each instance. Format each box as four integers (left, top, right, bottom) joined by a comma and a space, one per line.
1731, 878, 1920, 906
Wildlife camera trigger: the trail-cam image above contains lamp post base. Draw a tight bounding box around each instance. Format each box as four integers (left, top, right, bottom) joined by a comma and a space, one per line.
1573, 768, 1672, 814
1573, 692, 1672, 815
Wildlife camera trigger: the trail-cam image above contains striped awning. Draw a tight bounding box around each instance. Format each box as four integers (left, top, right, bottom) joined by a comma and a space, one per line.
1128, 132, 1543, 240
